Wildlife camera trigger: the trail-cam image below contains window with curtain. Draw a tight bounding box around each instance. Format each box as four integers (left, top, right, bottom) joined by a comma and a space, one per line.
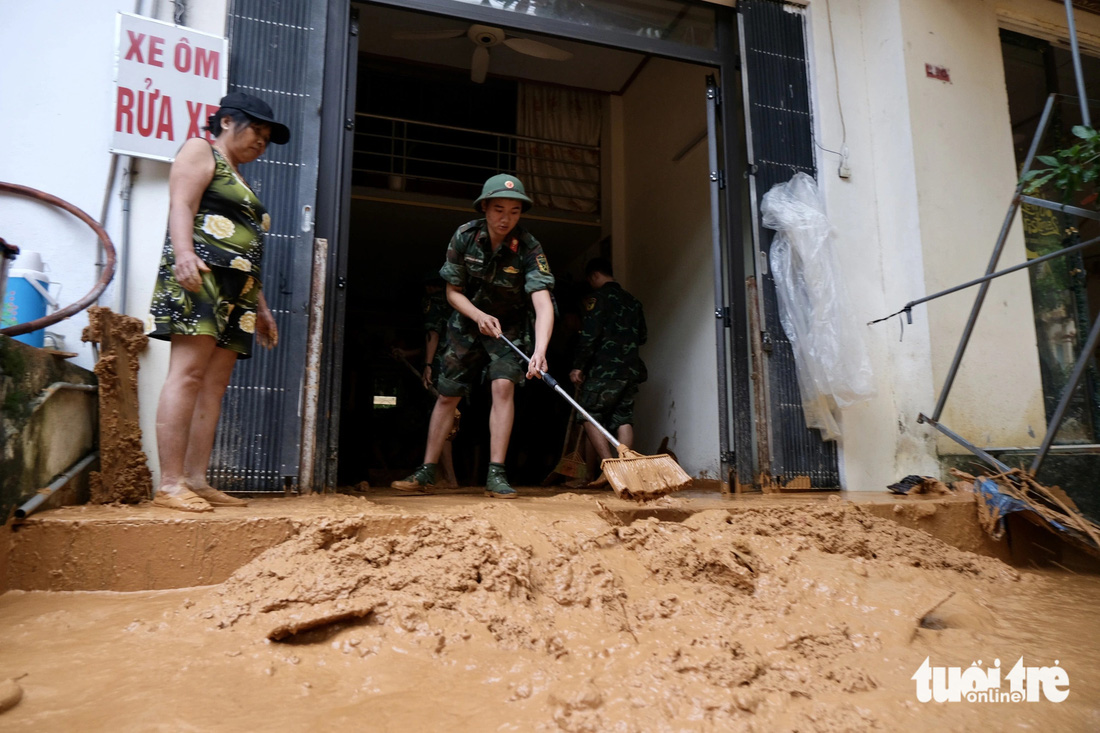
516, 83, 602, 213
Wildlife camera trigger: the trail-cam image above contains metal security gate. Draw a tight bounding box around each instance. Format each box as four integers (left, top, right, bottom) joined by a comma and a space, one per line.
209, 0, 327, 492
739, 0, 839, 487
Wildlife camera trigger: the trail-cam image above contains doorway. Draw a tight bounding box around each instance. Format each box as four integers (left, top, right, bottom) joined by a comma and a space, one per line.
329, 1, 737, 488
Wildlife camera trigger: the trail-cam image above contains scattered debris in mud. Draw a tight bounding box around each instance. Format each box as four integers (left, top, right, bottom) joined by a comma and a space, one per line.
886, 474, 952, 496
954, 467, 1100, 555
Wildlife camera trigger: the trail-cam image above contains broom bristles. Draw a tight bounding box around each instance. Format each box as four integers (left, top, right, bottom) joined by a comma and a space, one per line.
554, 454, 588, 480
601, 452, 693, 502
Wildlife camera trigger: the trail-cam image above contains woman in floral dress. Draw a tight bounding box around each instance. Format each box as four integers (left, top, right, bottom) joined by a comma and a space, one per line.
148, 92, 289, 512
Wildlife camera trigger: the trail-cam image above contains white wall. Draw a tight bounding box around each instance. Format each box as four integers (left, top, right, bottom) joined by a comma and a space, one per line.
3, 1, 130, 368
803, 0, 942, 489
898, 0, 1046, 449
797, 0, 1100, 488
617, 58, 721, 479
893, 0, 1100, 451
1, 1, 226, 488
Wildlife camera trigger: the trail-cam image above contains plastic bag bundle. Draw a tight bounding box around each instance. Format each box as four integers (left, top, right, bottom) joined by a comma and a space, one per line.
761, 173, 874, 439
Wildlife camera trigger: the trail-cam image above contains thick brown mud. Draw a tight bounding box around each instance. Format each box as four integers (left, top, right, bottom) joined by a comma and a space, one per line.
81, 306, 150, 504
0, 498, 1097, 731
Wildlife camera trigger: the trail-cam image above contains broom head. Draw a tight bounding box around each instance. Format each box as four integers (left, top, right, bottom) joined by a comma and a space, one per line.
601, 448, 693, 501
554, 451, 588, 480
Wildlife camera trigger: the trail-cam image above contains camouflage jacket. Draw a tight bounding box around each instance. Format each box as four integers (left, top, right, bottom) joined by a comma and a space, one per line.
422, 289, 452, 337
572, 282, 647, 382
439, 219, 554, 330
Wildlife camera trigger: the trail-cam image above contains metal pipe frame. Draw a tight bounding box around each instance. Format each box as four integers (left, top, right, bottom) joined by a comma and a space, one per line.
900, 234, 1100, 314
357, 112, 603, 151
1064, 0, 1093, 128
922, 0, 1098, 472
1019, 195, 1100, 222
1029, 306, 1100, 475
355, 134, 600, 174
356, 139, 601, 174
930, 93, 1057, 421
917, 414, 1011, 473
985, 444, 1100, 455
353, 157, 601, 189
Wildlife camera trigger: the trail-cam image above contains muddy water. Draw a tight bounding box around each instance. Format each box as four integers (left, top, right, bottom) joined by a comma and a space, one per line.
0, 498, 1097, 731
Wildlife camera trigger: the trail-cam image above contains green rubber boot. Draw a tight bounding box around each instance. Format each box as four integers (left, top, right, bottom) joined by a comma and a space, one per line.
391, 463, 436, 493
484, 463, 517, 499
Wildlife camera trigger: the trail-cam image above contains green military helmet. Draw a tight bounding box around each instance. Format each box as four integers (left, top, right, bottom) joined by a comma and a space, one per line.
473, 174, 533, 212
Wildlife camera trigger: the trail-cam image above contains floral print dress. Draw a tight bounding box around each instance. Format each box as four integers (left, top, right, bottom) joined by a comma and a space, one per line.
148, 145, 271, 358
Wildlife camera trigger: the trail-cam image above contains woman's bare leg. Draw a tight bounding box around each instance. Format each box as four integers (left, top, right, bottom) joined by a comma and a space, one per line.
182, 346, 238, 487
156, 335, 218, 494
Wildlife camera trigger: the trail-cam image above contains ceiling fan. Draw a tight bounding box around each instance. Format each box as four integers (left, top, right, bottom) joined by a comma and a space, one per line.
392, 24, 574, 83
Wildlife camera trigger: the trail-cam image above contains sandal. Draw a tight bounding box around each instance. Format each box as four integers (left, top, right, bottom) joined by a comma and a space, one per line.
184, 482, 249, 507
153, 487, 213, 513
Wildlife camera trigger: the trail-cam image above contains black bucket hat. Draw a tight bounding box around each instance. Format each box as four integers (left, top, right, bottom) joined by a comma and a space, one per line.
215, 91, 291, 145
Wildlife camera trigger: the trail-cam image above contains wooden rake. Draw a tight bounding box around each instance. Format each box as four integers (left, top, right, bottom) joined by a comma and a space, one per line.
499, 335, 693, 501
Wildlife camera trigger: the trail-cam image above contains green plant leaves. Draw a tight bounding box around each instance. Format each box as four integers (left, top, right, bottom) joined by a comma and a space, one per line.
1019, 126, 1099, 206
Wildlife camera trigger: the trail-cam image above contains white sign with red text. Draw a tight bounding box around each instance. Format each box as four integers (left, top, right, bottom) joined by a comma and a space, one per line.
111, 13, 227, 161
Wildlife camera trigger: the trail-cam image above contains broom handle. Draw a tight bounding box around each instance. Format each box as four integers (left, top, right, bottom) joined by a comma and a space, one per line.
498, 334, 622, 451
391, 349, 441, 398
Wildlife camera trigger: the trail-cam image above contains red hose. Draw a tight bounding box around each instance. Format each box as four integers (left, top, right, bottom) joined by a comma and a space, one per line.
0, 181, 117, 338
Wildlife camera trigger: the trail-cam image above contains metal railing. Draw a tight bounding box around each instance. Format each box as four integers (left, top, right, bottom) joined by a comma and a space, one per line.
352, 113, 601, 214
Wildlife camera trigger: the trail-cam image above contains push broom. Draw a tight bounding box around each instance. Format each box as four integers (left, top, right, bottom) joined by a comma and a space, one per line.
499, 335, 693, 501
542, 408, 588, 485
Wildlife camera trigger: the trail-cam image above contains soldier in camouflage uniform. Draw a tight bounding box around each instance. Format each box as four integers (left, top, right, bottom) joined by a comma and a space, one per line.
420, 274, 458, 487
570, 257, 647, 469
393, 174, 555, 498
420, 274, 451, 389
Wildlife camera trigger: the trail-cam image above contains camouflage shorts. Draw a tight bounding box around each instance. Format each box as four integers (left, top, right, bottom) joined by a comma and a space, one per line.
576, 379, 638, 430
436, 315, 527, 397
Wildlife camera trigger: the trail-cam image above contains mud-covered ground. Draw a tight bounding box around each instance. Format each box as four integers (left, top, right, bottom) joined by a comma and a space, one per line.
1, 496, 1097, 731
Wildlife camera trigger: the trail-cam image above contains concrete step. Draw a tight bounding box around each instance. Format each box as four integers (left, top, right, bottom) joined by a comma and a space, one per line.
1, 490, 1010, 593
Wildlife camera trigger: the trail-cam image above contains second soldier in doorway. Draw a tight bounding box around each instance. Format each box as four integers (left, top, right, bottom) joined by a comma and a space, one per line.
392, 174, 555, 498
570, 257, 647, 477
420, 273, 459, 488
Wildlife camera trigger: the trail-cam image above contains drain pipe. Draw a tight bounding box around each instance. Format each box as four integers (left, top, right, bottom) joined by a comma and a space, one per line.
29, 382, 98, 415
95, 0, 148, 302
118, 160, 135, 314
95, 157, 120, 301
14, 451, 100, 520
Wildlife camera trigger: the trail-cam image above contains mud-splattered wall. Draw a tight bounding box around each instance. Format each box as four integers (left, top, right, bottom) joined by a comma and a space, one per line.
0, 336, 97, 519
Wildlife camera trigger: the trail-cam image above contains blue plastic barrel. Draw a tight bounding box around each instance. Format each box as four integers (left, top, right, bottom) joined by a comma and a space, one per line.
1, 252, 55, 348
